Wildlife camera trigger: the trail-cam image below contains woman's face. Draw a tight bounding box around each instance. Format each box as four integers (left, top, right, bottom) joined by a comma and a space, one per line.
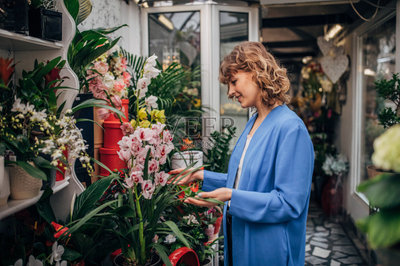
228, 71, 262, 108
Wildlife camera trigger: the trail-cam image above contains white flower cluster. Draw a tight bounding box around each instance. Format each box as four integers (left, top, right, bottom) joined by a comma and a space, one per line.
54, 110, 90, 167
183, 214, 199, 226
136, 54, 161, 99
322, 153, 348, 176
372, 124, 400, 172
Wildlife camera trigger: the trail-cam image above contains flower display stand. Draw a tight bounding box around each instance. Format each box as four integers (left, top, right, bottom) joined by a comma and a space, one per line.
0, 0, 85, 222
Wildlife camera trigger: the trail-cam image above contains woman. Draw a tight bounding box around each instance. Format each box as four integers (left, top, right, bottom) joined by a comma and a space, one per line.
170, 42, 314, 266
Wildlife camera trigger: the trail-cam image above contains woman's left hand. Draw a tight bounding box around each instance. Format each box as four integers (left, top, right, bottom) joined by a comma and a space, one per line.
184, 188, 232, 208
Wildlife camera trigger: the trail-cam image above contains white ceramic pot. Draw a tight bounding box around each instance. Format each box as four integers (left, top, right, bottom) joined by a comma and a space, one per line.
171, 150, 203, 170
9, 164, 42, 200
0, 156, 10, 206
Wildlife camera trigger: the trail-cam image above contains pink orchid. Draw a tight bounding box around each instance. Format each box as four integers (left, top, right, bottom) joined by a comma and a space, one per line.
97, 108, 111, 120
129, 171, 143, 184
162, 130, 173, 144
151, 122, 165, 135
114, 79, 125, 92
137, 77, 150, 99
148, 159, 159, 174
141, 180, 155, 199
118, 136, 132, 151
111, 95, 122, 108
155, 171, 169, 186
117, 149, 132, 162
134, 127, 154, 142
93, 61, 109, 75
123, 71, 131, 86
121, 122, 135, 136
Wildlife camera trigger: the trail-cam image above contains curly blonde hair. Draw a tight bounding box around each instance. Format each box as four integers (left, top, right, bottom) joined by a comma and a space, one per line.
219, 41, 291, 107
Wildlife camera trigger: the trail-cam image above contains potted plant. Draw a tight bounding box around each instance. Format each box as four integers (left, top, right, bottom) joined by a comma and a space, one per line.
0, 0, 29, 34
357, 124, 400, 266
0, 57, 94, 199
28, 0, 62, 41
320, 152, 349, 216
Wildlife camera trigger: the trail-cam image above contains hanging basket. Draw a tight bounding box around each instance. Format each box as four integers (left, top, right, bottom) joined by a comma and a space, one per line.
9, 164, 42, 200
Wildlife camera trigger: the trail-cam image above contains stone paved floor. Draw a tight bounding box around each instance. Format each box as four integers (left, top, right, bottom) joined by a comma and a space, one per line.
305, 202, 367, 266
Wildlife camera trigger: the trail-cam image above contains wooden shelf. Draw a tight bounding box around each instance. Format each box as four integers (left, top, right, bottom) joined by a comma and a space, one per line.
0, 29, 63, 51
0, 176, 70, 220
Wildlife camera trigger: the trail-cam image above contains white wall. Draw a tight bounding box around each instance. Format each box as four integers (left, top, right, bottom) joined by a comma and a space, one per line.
78, 0, 142, 56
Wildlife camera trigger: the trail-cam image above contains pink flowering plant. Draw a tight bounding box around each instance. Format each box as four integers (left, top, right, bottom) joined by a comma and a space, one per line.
106, 70, 193, 264
86, 45, 132, 121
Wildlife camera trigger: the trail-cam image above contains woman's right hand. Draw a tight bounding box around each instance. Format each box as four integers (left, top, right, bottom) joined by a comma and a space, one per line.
168, 168, 204, 185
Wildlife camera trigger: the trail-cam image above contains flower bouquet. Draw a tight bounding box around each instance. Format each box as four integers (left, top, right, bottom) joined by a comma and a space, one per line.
86, 45, 132, 122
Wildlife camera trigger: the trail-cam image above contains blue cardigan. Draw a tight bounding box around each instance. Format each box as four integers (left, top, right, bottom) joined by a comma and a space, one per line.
203, 105, 314, 266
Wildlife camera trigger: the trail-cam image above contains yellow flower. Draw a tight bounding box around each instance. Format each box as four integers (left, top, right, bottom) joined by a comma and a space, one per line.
139, 120, 151, 128
138, 108, 148, 121
130, 119, 137, 129
193, 98, 201, 108
152, 110, 166, 123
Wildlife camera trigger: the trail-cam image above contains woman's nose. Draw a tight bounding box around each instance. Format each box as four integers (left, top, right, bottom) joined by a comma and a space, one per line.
228, 85, 235, 97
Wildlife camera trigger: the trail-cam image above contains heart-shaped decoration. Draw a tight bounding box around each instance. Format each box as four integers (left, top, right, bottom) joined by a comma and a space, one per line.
317, 36, 333, 56
320, 54, 348, 84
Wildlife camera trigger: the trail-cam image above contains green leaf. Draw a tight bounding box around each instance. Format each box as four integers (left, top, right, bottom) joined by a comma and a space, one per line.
14, 161, 47, 181
92, 157, 113, 175
76, 0, 93, 24
73, 176, 115, 220
62, 247, 83, 261
152, 243, 172, 266
357, 173, 400, 208
163, 221, 191, 248
358, 209, 400, 249
64, 0, 80, 21
36, 187, 56, 224
67, 200, 117, 236
71, 98, 126, 119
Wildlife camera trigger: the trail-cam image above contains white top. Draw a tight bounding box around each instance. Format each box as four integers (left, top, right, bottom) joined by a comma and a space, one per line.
235, 135, 253, 189
229, 135, 252, 206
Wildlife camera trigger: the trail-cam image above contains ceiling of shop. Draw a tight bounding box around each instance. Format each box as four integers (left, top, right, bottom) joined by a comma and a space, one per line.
259, 0, 394, 63
140, 0, 394, 63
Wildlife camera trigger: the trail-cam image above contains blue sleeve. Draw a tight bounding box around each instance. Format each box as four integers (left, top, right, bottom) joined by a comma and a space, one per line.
229, 124, 314, 223
202, 170, 228, 192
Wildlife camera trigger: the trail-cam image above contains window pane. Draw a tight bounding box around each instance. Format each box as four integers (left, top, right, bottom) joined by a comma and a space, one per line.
361, 16, 395, 181
148, 11, 202, 145
220, 12, 249, 146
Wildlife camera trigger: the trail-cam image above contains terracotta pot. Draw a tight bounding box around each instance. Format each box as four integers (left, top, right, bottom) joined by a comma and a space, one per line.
9, 164, 42, 200
171, 151, 203, 170
366, 165, 390, 179
104, 99, 129, 122
99, 148, 126, 176
103, 121, 124, 149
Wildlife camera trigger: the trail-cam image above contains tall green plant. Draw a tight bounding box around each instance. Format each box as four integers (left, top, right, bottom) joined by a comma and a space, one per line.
64, 0, 126, 92
204, 126, 236, 173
